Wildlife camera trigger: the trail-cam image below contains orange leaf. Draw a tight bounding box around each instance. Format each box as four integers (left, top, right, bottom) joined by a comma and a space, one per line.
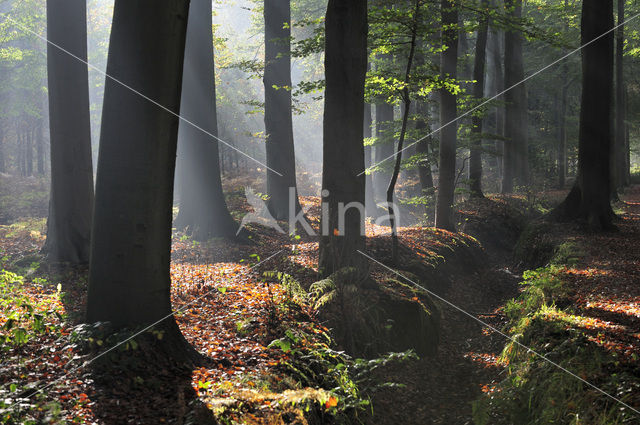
325, 396, 338, 408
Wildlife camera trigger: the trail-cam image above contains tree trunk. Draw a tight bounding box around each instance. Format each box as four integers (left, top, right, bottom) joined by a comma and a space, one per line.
318, 0, 368, 278
614, 0, 626, 189
469, 1, 489, 198
415, 101, 434, 192
502, 0, 528, 193
0, 124, 4, 173
87, 0, 191, 334
264, 0, 300, 220
557, 82, 568, 188
26, 128, 33, 176
36, 120, 45, 175
44, 0, 94, 264
364, 102, 378, 217
557, 0, 569, 189
374, 102, 394, 202
174, 0, 239, 240
387, 0, 420, 264
552, 0, 614, 230
435, 0, 458, 231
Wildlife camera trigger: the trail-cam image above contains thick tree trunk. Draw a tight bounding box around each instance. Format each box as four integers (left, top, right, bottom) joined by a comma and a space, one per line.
318, 0, 368, 278
44, 0, 94, 264
469, 2, 489, 198
264, 0, 300, 220
552, 0, 614, 230
87, 0, 191, 333
374, 102, 394, 202
502, 0, 528, 193
174, 0, 239, 240
435, 0, 458, 231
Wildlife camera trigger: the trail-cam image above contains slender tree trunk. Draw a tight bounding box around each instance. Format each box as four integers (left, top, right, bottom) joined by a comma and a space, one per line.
26, 128, 33, 176
387, 0, 420, 263
552, 0, 614, 230
174, 0, 239, 240
374, 102, 394, 202
614, 0, 626, 189
415, 101, 434, 192
318, 0, 368, 278
44, 0, 94, 263
502, 0, 528, 193
558, 0, 569, 189
0, 124, 4, 173
557, 81, 568, 188
487, 10, 505, 179
435, 0, 458, 231
364, 102, 378, 217
87, 0, 192, 337
36, 120, 44, 176
469, 1, 489, 198
264, 0, 300, 220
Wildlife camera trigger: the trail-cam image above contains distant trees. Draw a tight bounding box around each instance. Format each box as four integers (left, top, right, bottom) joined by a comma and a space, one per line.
552, 0, 615, 230
318, 0, 368, 277
435, 0, 458, 231
43, 0, 94, 264
87, 0, 191, 338
263, 0, 301, 220
174, 0, 239, 240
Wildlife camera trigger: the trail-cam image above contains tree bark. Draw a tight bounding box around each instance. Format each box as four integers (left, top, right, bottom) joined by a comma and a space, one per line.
87, 0, 191, 333
469, 1, 489, 198
264, 0, 300, 220
44, 0, 94, 264
374, 102, 394, 202
318, 0, 368, 278
502, 0, 528, 193
614, 0, 626, 189
174, 0, 239, 240
364, 102, 378, 217
435, 0, 458, 231
415, 100, 434, 192
552, 0, 614, 230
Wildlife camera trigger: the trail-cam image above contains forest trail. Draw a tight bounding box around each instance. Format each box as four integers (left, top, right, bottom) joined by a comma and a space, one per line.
366, 229, 520, 424
369, 186, 640, 424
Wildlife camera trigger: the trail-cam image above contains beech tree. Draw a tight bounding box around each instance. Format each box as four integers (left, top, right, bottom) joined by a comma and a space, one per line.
87, 1, 191, 338
552, 0, 615, 230
318, 0, 368, 277
502, 0, 528, 193
264, 0, 301, 220
469, 1, 489, 198
435, 0, 458, 231
43, 0, 94, 264
174, 0, 239, 239
613, 0, 627, 189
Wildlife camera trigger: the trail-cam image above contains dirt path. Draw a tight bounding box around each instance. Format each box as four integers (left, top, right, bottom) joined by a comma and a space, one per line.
367, 250, 520, 424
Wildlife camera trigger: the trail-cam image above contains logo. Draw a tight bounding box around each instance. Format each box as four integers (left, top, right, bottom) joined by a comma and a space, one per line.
237, 187, 400, 236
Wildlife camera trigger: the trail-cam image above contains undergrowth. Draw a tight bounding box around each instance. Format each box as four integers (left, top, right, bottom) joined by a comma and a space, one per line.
472, 245, 640, 425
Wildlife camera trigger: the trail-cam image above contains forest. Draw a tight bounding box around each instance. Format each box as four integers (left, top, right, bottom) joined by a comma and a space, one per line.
0, 0, 639, 423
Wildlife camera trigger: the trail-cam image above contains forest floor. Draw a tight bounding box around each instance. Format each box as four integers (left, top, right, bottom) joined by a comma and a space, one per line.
1, 181, 640, 424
